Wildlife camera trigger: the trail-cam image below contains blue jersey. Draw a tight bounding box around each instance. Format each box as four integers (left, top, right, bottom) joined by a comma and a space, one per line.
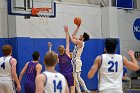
123, 67, 127, 76
58, 53, 73, 73
25, 61, 38, 84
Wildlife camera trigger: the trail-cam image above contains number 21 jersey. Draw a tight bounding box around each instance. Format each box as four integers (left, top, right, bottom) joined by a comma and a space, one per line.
99, 54, 123, 91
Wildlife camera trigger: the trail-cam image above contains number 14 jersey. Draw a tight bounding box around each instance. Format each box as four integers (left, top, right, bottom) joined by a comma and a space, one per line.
99, 54, 123, 91
43, 71, 66, 93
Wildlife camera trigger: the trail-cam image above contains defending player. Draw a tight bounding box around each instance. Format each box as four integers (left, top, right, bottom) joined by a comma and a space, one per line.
88, 38, 139, 93
0, 45, 21, 93
35, 51, 69, 93
47, 25, 75, 93
19, 51, 42, 93
64, 25, 90, 93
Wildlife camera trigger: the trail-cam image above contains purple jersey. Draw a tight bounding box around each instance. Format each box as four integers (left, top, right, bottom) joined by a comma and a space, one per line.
58, 53, 73, 73
25, 61, 38, 84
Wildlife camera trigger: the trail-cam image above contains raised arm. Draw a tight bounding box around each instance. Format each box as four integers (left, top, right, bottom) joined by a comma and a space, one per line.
11, 58, 21, 92
123, 50, 139, 71
88, 56, 101, 79
64, 25, 82, 46
64, 25, 70, 55
48, 42, 52, 52
19, 62, 28, 83
72, 26, 80, 40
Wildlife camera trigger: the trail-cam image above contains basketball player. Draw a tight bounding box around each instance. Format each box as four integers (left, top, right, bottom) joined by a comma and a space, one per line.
35, 51, 69, 93
64, 25, 90, 93
88, 38, 139, 93
19, 51, 42, 93
0, 45, 21, 93
47, 26, 75, 93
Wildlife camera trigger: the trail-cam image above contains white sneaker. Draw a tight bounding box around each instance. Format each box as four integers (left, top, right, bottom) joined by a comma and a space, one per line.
85, 90, 91, 93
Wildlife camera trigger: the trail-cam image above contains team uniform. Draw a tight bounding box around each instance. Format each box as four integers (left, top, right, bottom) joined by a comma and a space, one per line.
58, 53, 74, 86
25, 61, 38, 93
0, 56, 16, 93
43, 71, 67, 93
99, 54, 123, 93
72, 42, 88, 93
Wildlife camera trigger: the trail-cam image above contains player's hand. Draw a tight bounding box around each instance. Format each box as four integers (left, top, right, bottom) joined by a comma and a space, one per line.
128, 50, 135, 58
16, 84, 21, 92
64, 25, 68, 32
48, 42, 52, 47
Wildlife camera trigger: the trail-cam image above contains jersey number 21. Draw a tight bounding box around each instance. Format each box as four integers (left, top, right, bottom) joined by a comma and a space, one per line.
108, 61, 118, 72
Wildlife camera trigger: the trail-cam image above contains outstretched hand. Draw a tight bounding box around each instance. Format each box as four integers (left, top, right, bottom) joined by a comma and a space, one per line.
64, 25, 68, 32
128, 50, 135, 58
48, 42, 52, 47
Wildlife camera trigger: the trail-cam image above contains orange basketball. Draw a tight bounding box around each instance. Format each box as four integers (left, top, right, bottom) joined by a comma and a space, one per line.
74, 17, 81, 26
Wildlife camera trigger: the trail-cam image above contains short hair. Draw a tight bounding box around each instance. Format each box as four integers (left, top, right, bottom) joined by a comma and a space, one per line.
105, 38, 118, 54
2, 45, 12, 56
83, 32, 89, 41
57, 45, 65, 53
32, 51, 40, 61
44, 51, 58, 66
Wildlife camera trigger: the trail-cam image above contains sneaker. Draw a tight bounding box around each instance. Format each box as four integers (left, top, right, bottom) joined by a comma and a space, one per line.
85, 90, 91, 93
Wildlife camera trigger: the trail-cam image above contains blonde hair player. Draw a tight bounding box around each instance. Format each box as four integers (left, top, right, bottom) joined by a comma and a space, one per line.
0, 45, 21, 93
47, 25, 75, 93
35, 51, 69, 93
64, 23, 90, 93
88, 38, 139, 93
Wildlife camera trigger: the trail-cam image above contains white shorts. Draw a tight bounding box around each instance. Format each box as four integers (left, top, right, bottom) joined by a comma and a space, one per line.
75, 60, 82, 72
100, 89, 123, 93
0, 77, 16, 93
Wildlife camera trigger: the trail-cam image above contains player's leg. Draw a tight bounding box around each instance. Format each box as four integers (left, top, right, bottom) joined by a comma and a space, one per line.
77, 72, 90, 93
74, 72, 81, 93
67, 72, 75, 93
125, 77, 131, 89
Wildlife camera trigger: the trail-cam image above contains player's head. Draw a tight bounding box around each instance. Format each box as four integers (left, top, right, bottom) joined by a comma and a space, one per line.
44, 51, 58, 67
2, 45, 12, 56
32, 51, 40, 61
105, 38, 118, 54
79, 32, 90, 42
58, 45, 65, 55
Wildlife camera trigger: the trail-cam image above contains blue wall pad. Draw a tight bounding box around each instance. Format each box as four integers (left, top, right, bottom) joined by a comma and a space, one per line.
0, 37, 120, 93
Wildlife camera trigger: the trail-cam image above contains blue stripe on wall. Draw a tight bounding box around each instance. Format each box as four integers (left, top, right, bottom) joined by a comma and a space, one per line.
0, 37, 120, 93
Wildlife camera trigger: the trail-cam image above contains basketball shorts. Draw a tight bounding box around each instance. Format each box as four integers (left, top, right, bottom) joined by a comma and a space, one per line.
0, 77, 16, 93
25, 82, 36, 93
100, 89, 123, 93
62, 72, 74, 86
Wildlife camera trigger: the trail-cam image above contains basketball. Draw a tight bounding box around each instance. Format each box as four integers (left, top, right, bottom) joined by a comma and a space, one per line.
74, 17, 81, 26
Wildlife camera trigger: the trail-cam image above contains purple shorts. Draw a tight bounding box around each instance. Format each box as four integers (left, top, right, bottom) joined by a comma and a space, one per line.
25, 83, 35, 93
62, 72, 74, 86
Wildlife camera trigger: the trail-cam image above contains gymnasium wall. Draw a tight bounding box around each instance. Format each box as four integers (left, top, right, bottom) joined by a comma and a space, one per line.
117, 10, 140, 57
1, 0, 140, 93
0, 2, 106, 93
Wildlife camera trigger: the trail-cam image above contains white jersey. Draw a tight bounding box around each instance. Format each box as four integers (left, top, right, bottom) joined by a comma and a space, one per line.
72, 42, 85, 72
99, 54, 123, 91
43, 71, 66, 93
0, 56, 12, 78
0, 56, 16, 93
72, 42, 85, 60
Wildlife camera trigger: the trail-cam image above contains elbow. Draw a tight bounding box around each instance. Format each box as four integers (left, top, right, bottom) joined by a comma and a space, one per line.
134, 66, 140, 71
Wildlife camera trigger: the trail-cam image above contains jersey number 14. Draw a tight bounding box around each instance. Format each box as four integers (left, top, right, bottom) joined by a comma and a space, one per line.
53, 80, 62, 93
